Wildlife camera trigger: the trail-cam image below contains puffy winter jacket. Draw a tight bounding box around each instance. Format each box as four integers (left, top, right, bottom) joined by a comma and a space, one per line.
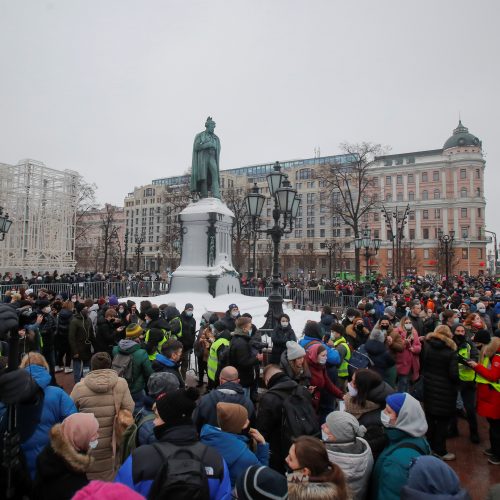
112, 340, 153, 395
270, 325, 296, 365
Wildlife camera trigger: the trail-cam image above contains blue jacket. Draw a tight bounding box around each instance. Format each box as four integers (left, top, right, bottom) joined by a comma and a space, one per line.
151, 353, 185, 388
374, 300, 386, 319
115, 424, 231, 500
22, 365, 77, 479
299, 336, 340, 365
371, 428, 430, 500
200, 424, 269, 487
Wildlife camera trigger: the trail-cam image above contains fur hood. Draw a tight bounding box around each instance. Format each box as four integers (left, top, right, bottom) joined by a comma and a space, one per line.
346, 323, 369, 339
50, 424, 93, 472
484, 336, 500, 359
425, 331, 457, 351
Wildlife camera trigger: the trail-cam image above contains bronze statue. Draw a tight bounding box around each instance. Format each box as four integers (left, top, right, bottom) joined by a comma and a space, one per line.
191, 117, 221, 199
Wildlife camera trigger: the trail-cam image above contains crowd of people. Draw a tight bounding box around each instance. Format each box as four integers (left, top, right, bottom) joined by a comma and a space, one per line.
0, 276, 499, 499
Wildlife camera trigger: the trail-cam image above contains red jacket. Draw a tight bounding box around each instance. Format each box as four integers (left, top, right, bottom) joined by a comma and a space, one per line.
473, 340, 500, 420
306, 343, 343, 410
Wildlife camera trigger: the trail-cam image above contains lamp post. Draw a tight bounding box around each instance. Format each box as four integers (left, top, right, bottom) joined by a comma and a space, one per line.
123, 229, 129, 272
156, 251, 161, 272
0, 207, 13, 241
354, 225, 381, 280
382, 204, 410, 279
438, 229, 455, 288
135, 235, 145, 273
324, 239, 334, 279
245, 162, 299, 329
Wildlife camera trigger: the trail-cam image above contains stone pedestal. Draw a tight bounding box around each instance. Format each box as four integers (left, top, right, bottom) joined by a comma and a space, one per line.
169, 198, 241, 297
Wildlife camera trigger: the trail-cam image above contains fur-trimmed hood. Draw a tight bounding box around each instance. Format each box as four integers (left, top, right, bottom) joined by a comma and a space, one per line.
484, 336, 500, 359
346, 323, 369, 339
49, 424, 93, 472
425, 331, 457, 351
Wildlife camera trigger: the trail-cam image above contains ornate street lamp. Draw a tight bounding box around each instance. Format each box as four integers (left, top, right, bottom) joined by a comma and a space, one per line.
324, 239, 334, 279
245, 162, 298, 329
0, 207, 13, 241
355, 225, 381, 279
438, 229, 455, 288
135, 235, 145, 273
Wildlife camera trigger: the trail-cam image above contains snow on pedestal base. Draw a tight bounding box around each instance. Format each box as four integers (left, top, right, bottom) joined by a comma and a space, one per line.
169, 197, 241, 297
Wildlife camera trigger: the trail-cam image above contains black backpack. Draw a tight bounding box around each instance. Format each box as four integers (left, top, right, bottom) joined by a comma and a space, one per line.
111, 352, 134, 384
270, 385, 320, 451
148, 442, 210, 500
347, 344, 374, 377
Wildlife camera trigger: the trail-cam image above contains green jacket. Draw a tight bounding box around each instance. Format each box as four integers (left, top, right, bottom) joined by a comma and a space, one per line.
112, 341, 153, 395
371, 428, 430, 500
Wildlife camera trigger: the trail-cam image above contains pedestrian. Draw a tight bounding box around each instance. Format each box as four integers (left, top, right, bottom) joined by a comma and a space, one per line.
279, 341, 311, 387
270, 314, 296, 365
151, 338, 185, 389
395, 316, 422, 393
179, 303, 197, 379
235, 465, 288, 500
68, 302, 95, 383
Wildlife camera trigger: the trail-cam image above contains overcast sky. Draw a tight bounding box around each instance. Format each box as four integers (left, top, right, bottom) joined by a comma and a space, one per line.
1, 0, 499, 239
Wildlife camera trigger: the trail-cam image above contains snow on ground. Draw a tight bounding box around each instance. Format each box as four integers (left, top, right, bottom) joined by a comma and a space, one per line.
120, 292, 321, 337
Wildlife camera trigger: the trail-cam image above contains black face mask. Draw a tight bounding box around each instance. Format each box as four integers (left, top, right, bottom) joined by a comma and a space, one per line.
356, 324, 364, 331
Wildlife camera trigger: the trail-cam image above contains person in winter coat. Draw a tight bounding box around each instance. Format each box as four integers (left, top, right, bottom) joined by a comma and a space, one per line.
33, 413, 98, 500
55, 301, 74, 373
142, 307, 170, 361
235, 465, 288, 500
111, 324, 153, 412
220, 303, 240, 332
94, 308, 122, 355
467, 334, 500, 465
362, 329, 395, 379
18, 353, 77, 480
115, 388, 232, 499
70, 352, 135, 480
194, 314, 217, 387
448, 323, 480, 442
228, 316, 263, 396
306, 343, 344, 420
179, 303, 197, 379
322, 411, 373, 500
345, 317, 370, 351
422, 324, 459, 461
362, 303, 377, 332
395, 316, 422, 393
280, 341, 311, 387
193, 366, 255, 432
401, 455, 471, 500
200, 402, 269, 487
69, 302, 96, 383
371, 392, 430, 500
299, 320, 341, 368
376, 316, 404, 387
320, 305, 336, 337
270, 314, 296, 365
36, 299, 57, 381
151, 338, 185, 389
408, 300, 425, 338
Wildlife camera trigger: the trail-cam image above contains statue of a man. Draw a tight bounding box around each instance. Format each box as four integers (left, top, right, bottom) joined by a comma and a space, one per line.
191, 116, 221, 199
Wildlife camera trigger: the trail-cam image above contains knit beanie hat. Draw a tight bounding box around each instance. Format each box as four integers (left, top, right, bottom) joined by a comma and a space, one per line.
217, 402, 248, 434
125, 323, 143, 338
369, 329, 386, 343
473, 329, 491, 345
147, 372, 180, 397
286, 341, 306, 361
384, 306, 396, 317
184, 303, 194, 310
386, 392, 407, 415
108, 295, 119, 306
155, 388, 198, 426
72, 480, 144, 500
61, 412, 99, 452
146, 307, 160, 321
236, 465, 288, 500
325, 411, 367, 444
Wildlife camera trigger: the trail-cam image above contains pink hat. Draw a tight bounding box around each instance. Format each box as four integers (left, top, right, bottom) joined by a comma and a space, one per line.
61, 413, 99, 452
72, 481, 144, 499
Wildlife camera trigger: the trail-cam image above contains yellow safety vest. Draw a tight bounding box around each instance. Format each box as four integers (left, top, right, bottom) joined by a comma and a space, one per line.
458, 344, 475, 382
207, 337, 230, 382
333, 337, 351, 378
475, 355, 500, 391
144, 329, 168, 361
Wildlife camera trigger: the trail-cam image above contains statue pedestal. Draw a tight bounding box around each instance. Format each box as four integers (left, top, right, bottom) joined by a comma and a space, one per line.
169, 198, 241, 297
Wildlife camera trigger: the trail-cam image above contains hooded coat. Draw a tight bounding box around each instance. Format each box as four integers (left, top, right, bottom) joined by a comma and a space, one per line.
21, 365, 77, 479
345, 322, 370, 350
151, 353, 185, 389
270, 324, 296, 365
33, 423, 92, 500
70, 369, 135, 480
68, 313, 95, 361
371, 394, 430, 500
228, 329, 258, 388
112, 340, 153, 395
422, 331, 459, 416
279, 349, 311, 387
473, 336, 500, 419
363, 338, 395, 378
395, 326, 422, 380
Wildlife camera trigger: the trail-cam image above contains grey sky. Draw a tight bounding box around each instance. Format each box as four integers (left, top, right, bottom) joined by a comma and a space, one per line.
1, 0, 499, 237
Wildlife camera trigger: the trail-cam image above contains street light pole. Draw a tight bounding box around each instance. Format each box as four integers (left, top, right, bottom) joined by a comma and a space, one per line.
135, 235, 145, 273
438, 229, 455, 288
0, 207, 13, 242
324, 239, 334, 279
354, 225, 381, 281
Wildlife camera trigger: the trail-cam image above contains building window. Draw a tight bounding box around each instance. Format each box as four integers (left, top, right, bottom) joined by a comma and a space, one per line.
461, 208, 468, 218
421, 172, 428, 182
423, 228, 429, 239
395, 158, 403, 165
424, 249, 429, 258
462, 227, 469, 238
407, 157, 415, 164
476, 187, 481, 197
397, 175, 403, 185
409, 211, 415, 221
386, 176, 392, 185
478, 248, 483, 259
434, 189, 440, 199
374, 229, 380, 239
374, 212, 380, 221
408, 174, 414, 183
344, 241, 351, 249
476, 169, 481, 179
320, 216, 325, 225
478, 207, 482, 218
397, 192, 403, 202
422, 190, 428, 200
462, 248, 468, 259
409, 228, 415, 239
460, 188, 467, 198
320, 229, 325, 237
409, 191, 415, 201
372, 177, 379, 186
423, 210, 429, 220
386, 193, 392, 202
384, 160, 392, 166
295, 230, 302, 238
307, 229, 315, 237
433, 171, 439, 181
345, 228, 351, 237
460, 169, 466, 179
435, 208, 441, 219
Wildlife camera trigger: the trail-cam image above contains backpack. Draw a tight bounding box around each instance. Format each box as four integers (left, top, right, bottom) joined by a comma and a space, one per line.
148, 442, 210, 500
347, 345, 374, 377
270, 385, 320, 452
112, 352, 134, 383
118, 411, 156, 465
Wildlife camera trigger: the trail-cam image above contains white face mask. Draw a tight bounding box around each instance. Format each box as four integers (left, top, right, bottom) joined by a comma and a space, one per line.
42, 306, 51, 314
281, 321, 289, 328
231, 310, 239, 318
348, 316, 355, 322
404, 323, 413, 331
347, 382, 358, 397
318, 356, 327, 365
89, 439, 98, 449
185, 310, 193, 317
380, 411, 393, 428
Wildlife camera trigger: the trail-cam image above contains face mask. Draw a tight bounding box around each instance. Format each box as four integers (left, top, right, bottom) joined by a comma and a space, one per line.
231, 311, 239, 318
453, 317, 460, 325
281, 321, 289, 328
119, 308, 124, 313
185, 311, 193, 317
318, 356, 327, 365
369, 310, 375, 315
380, 411, 393, 427
42, 306, 51, 314
356, 324, 364, 331
348, 316, 354, 322
404, 323, 412, 331
380, 326, 389, 332
347, 382, 358, 397
321, 429, 330, 442
89, 439, 98, 449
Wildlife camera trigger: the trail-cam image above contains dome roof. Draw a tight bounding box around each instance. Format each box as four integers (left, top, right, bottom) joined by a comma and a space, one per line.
443, 120, 481, 150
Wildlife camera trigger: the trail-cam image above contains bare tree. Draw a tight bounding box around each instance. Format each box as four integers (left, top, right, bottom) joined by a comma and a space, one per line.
74, 180, 97, 242
100, 204, 120, 273
318, 142, 385, 279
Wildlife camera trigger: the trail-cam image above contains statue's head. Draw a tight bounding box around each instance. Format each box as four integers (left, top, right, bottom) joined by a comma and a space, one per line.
205, 116, 216, 133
